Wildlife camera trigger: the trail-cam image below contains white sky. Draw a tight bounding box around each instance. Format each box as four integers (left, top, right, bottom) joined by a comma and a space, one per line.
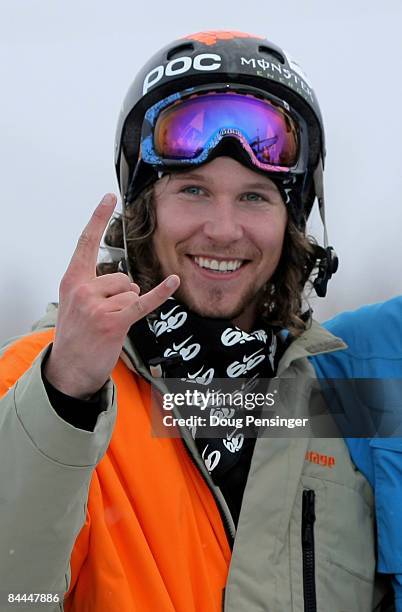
1, 0, 402, 341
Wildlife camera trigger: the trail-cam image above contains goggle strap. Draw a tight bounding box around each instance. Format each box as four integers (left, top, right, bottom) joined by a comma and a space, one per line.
313, 158, 329, 248
121, 158, 142, 282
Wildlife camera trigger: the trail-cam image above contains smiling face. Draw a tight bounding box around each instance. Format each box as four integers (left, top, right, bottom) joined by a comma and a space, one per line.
152, 157, 288, 331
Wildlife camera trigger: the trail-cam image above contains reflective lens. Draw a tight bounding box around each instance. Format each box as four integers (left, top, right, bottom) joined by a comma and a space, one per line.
153, 92, 299, 170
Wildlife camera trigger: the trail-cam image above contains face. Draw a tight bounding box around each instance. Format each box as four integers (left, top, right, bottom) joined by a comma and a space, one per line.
152, 157, 288, 331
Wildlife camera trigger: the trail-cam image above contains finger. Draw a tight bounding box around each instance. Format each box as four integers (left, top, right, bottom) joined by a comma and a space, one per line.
67, 193, 117, 282
131, 283, 141, 295
103, 291, 140, 312
88, 272, 133, 298
117, 274, 180, 327
137, 275, 180, 317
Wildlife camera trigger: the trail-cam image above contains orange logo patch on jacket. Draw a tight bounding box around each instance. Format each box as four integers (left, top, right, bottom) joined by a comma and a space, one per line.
183, 31, 264, 46
305, 450, 336, 468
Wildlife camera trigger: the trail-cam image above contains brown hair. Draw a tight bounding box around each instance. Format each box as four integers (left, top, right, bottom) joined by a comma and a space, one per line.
98, 185, 317, 336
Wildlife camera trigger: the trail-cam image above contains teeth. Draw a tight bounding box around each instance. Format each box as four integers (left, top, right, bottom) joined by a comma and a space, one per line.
194, 257, 243, 273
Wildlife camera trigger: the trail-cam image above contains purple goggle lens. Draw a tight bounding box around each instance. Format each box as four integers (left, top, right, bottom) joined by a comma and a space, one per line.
152, 92, 300, 171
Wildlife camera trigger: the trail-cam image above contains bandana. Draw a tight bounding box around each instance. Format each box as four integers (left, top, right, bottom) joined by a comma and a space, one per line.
129, 298, 281, 485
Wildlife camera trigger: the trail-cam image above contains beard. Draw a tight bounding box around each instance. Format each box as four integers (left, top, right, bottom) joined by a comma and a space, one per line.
174, 277, 265, 326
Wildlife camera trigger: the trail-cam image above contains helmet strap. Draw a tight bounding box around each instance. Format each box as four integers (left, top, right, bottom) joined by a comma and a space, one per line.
313, 157, 328, 248
311, 157, 339, 297
121, 158, 143, 282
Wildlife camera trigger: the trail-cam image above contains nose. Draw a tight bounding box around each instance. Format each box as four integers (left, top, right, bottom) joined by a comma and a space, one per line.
202, 198, 244, 243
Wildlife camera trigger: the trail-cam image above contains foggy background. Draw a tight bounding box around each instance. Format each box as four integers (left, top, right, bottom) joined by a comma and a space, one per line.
1, 0, 401, 342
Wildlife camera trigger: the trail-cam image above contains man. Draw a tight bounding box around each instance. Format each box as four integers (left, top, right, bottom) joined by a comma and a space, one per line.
0, 31, 398, 611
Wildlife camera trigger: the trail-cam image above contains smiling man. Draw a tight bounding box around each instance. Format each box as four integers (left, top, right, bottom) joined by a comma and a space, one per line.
152, 158, 287, 328
0, 31, 398, 612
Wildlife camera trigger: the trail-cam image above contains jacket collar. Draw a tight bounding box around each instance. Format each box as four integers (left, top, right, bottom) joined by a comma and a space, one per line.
276, 319, 346, 375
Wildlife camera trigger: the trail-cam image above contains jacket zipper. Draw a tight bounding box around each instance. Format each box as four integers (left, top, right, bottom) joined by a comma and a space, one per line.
302, 489, 317, 612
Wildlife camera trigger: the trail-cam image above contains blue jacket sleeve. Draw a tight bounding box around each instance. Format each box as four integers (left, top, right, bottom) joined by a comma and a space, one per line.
310, 296, 402, 607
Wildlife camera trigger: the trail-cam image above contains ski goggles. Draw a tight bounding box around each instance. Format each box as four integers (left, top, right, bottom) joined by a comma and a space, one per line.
140, 85, 307, 174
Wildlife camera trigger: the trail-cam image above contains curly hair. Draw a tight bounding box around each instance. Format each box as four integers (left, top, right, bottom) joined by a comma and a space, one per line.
97, 184, 317, 336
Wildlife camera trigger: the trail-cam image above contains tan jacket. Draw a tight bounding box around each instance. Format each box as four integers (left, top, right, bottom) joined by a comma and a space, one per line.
0, 305, 391, 611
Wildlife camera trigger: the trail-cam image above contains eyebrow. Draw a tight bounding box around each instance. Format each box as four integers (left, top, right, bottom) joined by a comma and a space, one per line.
240, 182, 278, 192
170, 173, 209, 183
171, 174, 278, 191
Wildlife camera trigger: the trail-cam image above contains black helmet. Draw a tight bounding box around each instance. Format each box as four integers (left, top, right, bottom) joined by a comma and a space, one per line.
114, 31, 337, 294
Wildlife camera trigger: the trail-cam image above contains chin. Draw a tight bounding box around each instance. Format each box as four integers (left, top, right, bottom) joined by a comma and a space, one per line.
176, 286, 258, 324
190, 303, 238, 320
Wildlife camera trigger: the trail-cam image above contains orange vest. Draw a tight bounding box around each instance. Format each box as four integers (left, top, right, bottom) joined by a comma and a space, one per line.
0, 331, 231, 611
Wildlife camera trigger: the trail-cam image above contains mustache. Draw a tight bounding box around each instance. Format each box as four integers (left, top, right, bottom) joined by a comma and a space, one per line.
180, 243, 258, 260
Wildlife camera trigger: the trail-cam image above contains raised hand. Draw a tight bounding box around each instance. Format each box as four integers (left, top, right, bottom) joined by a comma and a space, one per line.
44, 193, 180, 399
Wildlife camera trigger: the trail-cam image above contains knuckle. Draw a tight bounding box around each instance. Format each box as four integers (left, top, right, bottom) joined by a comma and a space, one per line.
76, 230, 94, 250
98, 272, 131, 294
119, 291, 134, 307
91, 301, 106, 318
73, 283, 92, 305
132, 297, 145, 317
114, 272, 132, 291
114, 272, 129, 283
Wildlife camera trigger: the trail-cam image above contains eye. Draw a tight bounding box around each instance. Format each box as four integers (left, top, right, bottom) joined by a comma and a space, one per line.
241, 192, 266, 202
179, 185, 208, 197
